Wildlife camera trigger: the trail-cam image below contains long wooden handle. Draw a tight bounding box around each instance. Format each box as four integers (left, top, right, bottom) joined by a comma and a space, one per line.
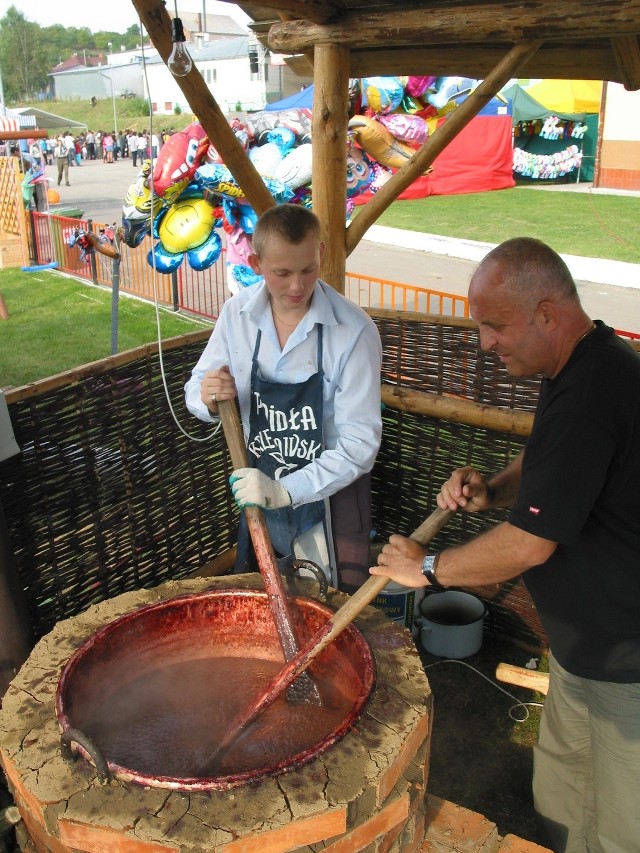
217, 399, 305, 668
309, 505, 454, 649
205, 505, 454, 769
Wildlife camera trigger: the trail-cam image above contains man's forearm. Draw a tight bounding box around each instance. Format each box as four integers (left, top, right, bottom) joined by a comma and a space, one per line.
436, 519, 556, 588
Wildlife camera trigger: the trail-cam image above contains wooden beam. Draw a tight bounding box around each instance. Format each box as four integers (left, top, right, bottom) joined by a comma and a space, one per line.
611, 34, 640, 90
131, 0, 275, 217
346, 40, 542, 255
268, 1, 640, 52
312, 44, 350, 292
220, 0, 342, 25
1, 130, 49, 140
381, 386, 534, 437
347, 43, 619, 84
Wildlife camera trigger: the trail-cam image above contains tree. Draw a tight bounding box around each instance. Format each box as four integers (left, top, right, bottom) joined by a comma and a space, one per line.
0, 6, 49, 100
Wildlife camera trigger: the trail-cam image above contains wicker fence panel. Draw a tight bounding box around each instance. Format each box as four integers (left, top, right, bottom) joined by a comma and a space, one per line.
1, 336, 237, 640
372, 314, 545, 649
2, 314, 546, 649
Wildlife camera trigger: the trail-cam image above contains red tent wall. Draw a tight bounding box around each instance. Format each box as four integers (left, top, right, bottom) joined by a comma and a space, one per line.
355, 114, 515, 202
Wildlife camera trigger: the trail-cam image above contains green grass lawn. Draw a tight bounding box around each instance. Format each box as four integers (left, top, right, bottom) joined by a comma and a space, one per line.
0, 269, 210, 389
371, 187, 640, 264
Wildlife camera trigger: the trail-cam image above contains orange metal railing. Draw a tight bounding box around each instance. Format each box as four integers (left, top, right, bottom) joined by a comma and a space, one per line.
27, 212, 640, 342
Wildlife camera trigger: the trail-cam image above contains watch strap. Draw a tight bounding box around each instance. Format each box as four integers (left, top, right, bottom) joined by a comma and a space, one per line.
421, 553, 444, 590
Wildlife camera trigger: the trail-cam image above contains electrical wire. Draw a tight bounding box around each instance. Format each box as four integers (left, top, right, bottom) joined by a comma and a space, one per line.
137, 16, 221, 443
424, 658, 545, 722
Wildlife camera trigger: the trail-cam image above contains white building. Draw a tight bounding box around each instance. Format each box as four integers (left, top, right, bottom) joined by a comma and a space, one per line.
143, 35, 289, 116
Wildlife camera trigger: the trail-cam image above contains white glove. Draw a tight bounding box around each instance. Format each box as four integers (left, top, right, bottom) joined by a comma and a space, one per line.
229, 468, 292, 510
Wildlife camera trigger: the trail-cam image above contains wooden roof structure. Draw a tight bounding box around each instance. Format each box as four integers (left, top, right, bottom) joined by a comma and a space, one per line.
132, 0, 640, 290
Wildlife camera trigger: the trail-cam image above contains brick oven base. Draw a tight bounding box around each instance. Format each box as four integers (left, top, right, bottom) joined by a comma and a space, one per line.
0, 575, 433, 853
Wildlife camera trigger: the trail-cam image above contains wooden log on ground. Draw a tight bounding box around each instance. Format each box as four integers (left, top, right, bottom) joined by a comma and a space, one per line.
496, 662, 549, 695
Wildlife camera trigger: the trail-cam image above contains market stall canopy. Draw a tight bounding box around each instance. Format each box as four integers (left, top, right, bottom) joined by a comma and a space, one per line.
265, 85, 314, 111
235, 1, 640, 90
524, 79, 603, 114
503, 84, 587, 124
13, 108, 87, 131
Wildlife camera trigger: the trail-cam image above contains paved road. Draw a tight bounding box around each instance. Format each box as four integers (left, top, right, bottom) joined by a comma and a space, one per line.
46, 157, 639, 333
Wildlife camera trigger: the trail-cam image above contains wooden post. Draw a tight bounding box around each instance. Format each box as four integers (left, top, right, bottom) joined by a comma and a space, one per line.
132, 0, 276, 217
312, 44, 350, 292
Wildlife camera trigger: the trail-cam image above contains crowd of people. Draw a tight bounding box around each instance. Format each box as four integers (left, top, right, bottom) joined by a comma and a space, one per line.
21, 128, 178, 171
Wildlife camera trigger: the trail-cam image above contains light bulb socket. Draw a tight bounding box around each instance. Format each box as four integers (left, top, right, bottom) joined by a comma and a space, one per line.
171, 17, 187, 43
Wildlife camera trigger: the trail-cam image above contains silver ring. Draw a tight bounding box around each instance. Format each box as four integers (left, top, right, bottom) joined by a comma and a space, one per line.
211, 393, 216, 403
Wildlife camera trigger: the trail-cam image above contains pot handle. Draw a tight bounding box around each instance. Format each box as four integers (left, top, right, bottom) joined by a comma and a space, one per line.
60, 727, 111, 784
414, 616, 431, 634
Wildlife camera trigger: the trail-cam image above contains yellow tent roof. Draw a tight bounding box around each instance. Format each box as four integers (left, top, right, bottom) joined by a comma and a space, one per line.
524, 80, 603, 115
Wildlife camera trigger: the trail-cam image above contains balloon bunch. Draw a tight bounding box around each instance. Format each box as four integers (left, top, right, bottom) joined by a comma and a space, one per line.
346, 75, 477, 181
121, 76, 478, 287
121, 114, 316, 287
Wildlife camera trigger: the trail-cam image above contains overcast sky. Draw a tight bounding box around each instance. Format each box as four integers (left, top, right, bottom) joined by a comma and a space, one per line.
0, 1, 250, 34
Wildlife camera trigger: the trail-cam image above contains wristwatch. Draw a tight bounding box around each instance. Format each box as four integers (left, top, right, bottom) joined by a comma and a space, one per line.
421, 553, 444, 590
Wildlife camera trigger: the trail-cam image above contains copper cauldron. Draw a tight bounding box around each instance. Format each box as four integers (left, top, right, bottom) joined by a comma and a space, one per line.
56, 588, 375, 791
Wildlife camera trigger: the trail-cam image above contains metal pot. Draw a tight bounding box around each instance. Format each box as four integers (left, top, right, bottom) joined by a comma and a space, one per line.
416, 590, 487, 659
56, 588, 375, 790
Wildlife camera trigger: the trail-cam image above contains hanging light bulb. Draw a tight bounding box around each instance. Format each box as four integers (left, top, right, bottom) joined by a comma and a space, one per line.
168, 17, 193, 77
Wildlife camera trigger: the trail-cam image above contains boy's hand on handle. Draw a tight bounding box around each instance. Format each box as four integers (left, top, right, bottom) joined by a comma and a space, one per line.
200, 365, 237, 413
437, 466, 494, 513
230, 468, 292, 510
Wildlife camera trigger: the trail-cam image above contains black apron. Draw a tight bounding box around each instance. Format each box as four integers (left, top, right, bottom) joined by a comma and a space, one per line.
235, 326, 326, 571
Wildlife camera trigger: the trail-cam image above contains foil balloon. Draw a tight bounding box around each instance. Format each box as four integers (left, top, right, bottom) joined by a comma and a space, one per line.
263, 178, 295, 204
427, 77, 476, 109
277, 109, 312, 144
274, 143, 313, 189
405, 76, 437, 98
267, 126, 296, 156
194, 163, 245, 200
231, 263, 262, 290
121, 160, 166, 247
152, 122, 209, 201
348, 114, 417, 170
186, 229, 222, 271
245, 111, 280, 145
148, 243, 183, 274
158, 198, 218, 254
348, 78, 362, 116
222, 198, 258, 234
346, 142, 375, 197
249, 141, 283, 178
378, 113, 428, 148
362, 77, 404, 114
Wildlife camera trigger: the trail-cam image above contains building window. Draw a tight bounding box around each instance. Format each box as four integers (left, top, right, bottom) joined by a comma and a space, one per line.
152, 102, 158, 112
164, 102, 172, 111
